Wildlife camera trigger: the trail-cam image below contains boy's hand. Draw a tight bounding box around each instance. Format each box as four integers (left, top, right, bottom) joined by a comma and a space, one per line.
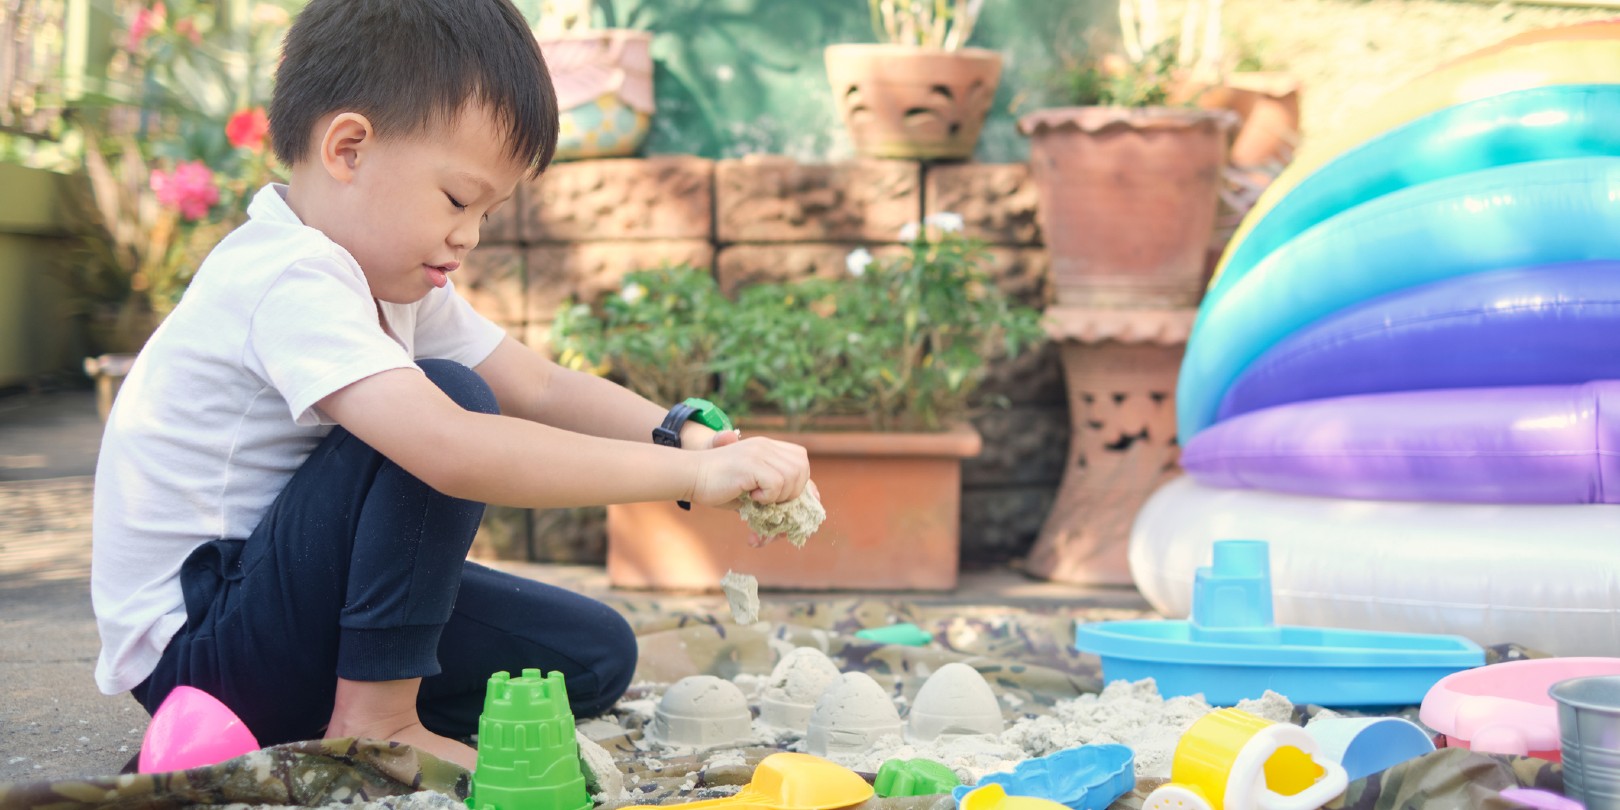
689, 435, 810, 514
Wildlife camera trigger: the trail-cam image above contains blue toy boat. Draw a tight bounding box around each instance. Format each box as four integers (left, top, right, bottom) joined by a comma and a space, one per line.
1074, 541, 1484, 706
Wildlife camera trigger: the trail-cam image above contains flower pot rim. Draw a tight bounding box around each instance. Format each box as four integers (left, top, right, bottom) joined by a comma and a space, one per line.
739, 419, 984, 459
824, 42, 1002, 61
1223, 71, 1303, 97
1018, 105, 1240, 136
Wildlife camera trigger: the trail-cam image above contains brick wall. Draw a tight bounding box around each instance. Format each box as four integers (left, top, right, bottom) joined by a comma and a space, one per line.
466, 157, 1066, 569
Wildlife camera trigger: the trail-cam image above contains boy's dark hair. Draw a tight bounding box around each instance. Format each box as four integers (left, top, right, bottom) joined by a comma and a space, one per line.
269, 0, 556, 175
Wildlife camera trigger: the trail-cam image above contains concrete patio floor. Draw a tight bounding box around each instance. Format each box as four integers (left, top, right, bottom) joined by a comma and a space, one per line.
0, 386, 1149, 783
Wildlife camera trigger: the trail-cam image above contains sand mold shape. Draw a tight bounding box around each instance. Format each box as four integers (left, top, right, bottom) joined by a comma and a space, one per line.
907, 663, 1005, 742
651, 675, 754, 749
807, 672, 903, 756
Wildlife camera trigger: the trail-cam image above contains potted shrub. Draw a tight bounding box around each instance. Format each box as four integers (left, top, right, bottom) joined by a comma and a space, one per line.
533, 1, 656, 161
1019, 0, 1238, 309
551, 217, 1044, 590
1186, 35, 1302, 171
69, 0, 286, 419
823, 0, 1002, 161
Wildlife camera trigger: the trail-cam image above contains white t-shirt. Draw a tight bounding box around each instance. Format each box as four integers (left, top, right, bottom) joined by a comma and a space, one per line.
91, 184, 506, 695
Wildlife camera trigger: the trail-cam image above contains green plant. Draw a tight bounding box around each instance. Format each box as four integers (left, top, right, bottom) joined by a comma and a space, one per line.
65, 0, 292, 353
867, 0, 983, 51
552, 217, 1045, 432
1056, 0, 1222, 108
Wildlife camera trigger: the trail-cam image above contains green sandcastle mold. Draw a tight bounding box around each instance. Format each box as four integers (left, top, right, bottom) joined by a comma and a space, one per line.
875, 757, 962, 797
466, 669, 591, 810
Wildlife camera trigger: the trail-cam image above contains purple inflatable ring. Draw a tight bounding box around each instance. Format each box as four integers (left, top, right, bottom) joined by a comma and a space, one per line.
1183, 381, 1620, 504
1216, 261, 1620, 422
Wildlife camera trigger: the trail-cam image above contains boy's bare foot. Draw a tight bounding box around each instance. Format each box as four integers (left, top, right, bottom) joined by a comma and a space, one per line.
327, 676, 478, 771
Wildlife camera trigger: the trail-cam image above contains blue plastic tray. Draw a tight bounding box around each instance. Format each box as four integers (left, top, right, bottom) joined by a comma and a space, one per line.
1074, 620, 1484, 706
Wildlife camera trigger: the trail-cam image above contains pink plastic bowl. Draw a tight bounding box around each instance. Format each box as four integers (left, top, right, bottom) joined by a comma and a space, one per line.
1420, 657, 1620, 762
138, 686, 261, 773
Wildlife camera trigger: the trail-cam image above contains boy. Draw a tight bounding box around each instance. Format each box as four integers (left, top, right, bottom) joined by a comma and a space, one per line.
91, 0, 811, 771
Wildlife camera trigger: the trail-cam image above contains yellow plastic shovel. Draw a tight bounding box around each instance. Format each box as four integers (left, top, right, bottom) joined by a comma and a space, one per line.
620, 752, 874, 810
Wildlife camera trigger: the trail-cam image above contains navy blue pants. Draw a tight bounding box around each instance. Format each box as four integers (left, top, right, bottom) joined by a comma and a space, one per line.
131, 360, 637, 747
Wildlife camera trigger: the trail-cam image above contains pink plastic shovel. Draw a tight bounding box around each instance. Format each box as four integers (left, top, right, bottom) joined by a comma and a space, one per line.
138, 686, 261, 773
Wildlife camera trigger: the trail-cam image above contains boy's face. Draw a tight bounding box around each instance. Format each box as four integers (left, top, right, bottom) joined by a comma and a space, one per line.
322, 104, 528, 305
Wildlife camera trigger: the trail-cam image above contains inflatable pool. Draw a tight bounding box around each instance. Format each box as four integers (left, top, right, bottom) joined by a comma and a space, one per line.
1128, 24, 1620, 659
1131, 478, 1620, 657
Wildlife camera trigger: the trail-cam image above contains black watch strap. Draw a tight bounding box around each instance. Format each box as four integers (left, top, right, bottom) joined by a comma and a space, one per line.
653, 402, 699, 509
653, 401, 698, 449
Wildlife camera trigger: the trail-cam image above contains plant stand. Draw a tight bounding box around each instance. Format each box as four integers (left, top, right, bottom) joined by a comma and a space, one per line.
84, 353, 138, 422
606, 423, 981, 591
1023, 308, 1194, 586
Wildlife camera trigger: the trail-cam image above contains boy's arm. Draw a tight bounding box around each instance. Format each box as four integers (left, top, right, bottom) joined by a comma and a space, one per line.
316, 366, 807, 509
474, 335, 723, 448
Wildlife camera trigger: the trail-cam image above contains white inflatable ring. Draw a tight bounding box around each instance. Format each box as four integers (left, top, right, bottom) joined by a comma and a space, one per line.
1129, 477, 1620, 657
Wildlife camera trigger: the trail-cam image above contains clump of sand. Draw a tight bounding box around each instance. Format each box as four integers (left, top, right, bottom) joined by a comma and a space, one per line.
720, 571, 760, 624
738, 486, 825, 547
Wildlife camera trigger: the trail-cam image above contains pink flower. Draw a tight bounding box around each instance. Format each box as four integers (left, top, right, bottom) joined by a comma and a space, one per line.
174, 16, 202, 45
126, 2, 166, 52
150, 161, 220, 221
226, 107, 269, 152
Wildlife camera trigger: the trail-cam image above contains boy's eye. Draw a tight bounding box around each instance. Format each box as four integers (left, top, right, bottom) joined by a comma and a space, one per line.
446, 193, 467, 211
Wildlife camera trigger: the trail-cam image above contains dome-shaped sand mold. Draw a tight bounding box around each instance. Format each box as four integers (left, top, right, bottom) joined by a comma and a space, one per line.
760, 647, 843, 730
906, 662, 1004, 742
806, 672, 903, 757
650, 675, 753, 748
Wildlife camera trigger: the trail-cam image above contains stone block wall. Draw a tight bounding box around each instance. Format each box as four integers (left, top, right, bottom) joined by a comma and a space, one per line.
465, 157, 1067, 569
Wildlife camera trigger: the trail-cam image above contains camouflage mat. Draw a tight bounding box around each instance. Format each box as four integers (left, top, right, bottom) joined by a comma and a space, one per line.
0, 598, 1564, 810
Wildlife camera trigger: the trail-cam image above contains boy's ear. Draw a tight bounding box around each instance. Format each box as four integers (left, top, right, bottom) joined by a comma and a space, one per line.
318, 112, 374, 183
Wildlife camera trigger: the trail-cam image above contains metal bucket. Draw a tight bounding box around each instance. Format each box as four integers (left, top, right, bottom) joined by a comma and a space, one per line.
1551, 675, 1620, 810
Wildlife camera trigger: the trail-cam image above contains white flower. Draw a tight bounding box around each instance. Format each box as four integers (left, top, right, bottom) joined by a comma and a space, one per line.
845, 247, 874, 277
619, 282, 646, 304
925, 211, 965, 233
898, 222, 920, 242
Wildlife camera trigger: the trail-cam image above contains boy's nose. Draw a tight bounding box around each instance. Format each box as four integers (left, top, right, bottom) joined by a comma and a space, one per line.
450, 222, 480, 252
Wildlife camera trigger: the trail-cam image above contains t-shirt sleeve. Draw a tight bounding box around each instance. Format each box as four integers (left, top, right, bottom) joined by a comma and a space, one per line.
410, 278, 507, 367
245, 258, 418, 426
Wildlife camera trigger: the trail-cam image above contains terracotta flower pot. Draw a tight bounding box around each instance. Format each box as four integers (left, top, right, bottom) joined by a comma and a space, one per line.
606, 422, 982, 591
1196, 72, 1302, 169
538, 29, 655, 161
1020, 106, 1239, 309
824, 44, 1002, 161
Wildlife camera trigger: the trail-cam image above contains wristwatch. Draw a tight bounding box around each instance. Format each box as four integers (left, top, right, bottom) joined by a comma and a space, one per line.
653, 397, 734, 509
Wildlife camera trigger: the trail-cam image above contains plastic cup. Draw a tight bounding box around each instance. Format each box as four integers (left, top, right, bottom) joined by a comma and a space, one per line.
1303, 717, 1435, 781
1551, 675, 1620, 810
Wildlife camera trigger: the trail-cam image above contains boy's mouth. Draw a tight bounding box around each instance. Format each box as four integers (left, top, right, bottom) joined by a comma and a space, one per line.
423, 262, 458, 289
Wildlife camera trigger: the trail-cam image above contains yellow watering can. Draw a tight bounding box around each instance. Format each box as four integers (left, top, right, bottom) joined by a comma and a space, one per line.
1144, 709, 1348, 810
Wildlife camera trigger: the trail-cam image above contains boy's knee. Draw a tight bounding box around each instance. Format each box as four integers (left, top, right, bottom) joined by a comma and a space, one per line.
417, 359, 497, 415
570, 609, 638, 717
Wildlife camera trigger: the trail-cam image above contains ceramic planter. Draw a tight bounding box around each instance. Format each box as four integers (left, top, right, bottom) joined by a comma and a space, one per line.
824, 44, 1002, 161
1020, 106, 1239, 309
1195, 72, 1302, 169
606, 422, 982, 591
538, 29, 655, 161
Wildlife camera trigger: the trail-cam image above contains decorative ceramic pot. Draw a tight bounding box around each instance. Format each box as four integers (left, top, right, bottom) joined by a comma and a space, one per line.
538, 29, 656, 161
1020, 106, 1239, 308
825, 44, 1002, 161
